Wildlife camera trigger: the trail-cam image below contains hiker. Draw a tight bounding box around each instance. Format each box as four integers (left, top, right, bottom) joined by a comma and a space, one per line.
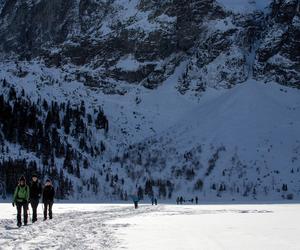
131, 195, 139, 209
12, 176, 30, 227
151, 196, 155, 205
195, 196, 198, 204
154, 198, 157, 205
179, 196, 183, 205
176, 197, 179, 204
42, 179, 55, 220
29, 173, 42, 223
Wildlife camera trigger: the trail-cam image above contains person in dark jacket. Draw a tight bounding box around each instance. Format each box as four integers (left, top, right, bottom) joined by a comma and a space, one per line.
131, 195, 139, 209
13, 176, 30, 227
151, 196, 155, 205
42, 179, 55, 220
179, 196, 183, 205
29, 173, 42, 223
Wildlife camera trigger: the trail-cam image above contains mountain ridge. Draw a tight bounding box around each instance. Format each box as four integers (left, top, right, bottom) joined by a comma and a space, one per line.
0, 0, 299, 201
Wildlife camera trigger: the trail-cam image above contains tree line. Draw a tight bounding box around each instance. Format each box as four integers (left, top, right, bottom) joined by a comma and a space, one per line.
0, 79, 109, 197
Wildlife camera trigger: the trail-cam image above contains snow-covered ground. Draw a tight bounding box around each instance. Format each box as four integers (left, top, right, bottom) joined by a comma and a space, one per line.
217, 0, 272, 13
0, 203, 299, 249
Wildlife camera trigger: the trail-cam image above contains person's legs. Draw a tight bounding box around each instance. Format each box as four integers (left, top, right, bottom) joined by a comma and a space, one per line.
49, 202, 53, 219
23, 202, 28, 225
43, 202, 48, 220
31, 199, 38, 222
16, 203, 22, 227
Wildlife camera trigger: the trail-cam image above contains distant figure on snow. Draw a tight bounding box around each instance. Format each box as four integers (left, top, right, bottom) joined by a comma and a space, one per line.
179, 196, 183, 205
195, 196, 198, 204
131, 195, 139, 209
43, 179, 55, 220
176, 197, 179, 204
29, 173, 42, 223
151, 197, 158, 206
13, 176, 30, 227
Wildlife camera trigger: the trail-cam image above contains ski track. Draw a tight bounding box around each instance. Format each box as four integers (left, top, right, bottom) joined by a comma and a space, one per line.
0, 205, 158, 250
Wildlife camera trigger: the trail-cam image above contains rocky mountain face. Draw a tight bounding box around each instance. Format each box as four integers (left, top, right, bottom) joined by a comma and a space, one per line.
0, 0, 299, 202
0, 0, 299, 91
254, 0, 300, 87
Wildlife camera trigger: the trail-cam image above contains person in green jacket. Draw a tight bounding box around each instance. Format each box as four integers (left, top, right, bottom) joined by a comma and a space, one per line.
13, 176, 30, 227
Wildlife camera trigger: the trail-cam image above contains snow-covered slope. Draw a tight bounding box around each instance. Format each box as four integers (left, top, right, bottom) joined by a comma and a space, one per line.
217, 0, 272, 13
0, 0, 299, 202
1, 56, 299, 201
111, 79, 300, 201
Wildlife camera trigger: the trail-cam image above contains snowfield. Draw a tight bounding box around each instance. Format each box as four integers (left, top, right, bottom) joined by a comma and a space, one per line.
216, 0, 273, 13
0, 203, 299, 250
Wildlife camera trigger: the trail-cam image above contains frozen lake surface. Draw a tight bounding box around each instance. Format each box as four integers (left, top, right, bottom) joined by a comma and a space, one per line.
0, 203, 299, 249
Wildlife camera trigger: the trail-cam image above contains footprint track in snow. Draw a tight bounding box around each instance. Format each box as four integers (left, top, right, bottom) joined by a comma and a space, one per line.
0, 205, 160, 250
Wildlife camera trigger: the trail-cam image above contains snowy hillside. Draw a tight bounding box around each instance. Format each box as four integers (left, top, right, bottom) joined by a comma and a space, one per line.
217, 0, 272, 13
0, 0, 299, 202
110, 80, 300, 201
0, 58, 299, 201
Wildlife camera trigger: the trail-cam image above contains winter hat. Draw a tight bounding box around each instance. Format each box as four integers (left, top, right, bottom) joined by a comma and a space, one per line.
46, 179, 51, 183
19, 176, 26, 182
32, 173, 38, 178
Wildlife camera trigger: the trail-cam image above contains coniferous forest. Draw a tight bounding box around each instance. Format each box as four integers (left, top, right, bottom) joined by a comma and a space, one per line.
0, 79, 109, 199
